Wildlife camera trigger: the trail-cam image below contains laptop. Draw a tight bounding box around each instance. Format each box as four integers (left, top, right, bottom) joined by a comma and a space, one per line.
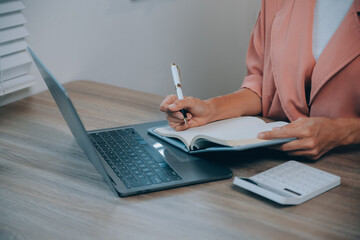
28, 47, 232, 197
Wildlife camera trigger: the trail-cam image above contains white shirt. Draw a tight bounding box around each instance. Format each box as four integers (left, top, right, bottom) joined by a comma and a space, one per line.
312, 0, 353, 61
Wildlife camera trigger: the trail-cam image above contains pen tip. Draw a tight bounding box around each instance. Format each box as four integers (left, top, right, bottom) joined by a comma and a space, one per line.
184, 118, 188, 127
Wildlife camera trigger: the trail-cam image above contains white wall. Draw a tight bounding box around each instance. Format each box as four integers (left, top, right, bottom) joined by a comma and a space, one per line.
0, 0, 261, 106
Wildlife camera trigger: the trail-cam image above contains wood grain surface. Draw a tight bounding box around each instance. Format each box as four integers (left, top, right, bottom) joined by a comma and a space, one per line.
1, 80, 359, 240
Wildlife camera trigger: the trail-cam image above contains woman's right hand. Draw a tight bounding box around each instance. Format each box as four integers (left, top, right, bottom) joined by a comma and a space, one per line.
159, 95, 214, 131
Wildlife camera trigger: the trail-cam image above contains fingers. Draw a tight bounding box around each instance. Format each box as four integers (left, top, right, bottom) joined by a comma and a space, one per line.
168, 97, 198, 112
284, 148, 324, 160
258, 118, 309, 140
272, 135, 327, 160
257, 117, 326, 159
167, 112, 186, 121
167, 115, 192, 131
168, 120, 189, 131
160, 95, 192, 115
280, 138, 316, 152
258, 128, 291, 139
166, 114, 192, 124
165, 110, 193, 131
160, 95, 209, 130
159, 95, 189, 123
281, 139, 332, 160
160, 95, 178, 113
258, 117, 342, 160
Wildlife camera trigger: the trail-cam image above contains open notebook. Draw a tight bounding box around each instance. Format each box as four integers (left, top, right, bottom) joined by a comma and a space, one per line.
148, 116, 294, 153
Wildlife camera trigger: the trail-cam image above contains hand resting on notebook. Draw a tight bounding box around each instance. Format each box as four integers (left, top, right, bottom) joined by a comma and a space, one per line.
257, 117, 360, 160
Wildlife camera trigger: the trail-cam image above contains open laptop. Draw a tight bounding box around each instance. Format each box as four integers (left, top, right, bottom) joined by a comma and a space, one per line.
28, 47, 232, 197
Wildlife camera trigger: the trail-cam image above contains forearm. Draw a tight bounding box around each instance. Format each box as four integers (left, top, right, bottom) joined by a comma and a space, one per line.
335, 118, 360, 146
205, 88, 262, 122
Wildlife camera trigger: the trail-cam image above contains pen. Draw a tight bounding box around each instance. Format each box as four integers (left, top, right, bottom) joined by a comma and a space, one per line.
171, 63, 188, 127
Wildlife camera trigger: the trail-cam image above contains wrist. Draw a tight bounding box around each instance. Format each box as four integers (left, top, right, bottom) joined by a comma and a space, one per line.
334, 118, 360, 146
204, 97, 221, 123
203, 89, 262, 123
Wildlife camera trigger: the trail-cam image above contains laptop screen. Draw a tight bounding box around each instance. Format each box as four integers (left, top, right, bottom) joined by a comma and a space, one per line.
27, 46, 117, 194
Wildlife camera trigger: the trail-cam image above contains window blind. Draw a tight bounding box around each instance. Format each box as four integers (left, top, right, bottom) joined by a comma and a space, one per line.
0, 0, 35, 96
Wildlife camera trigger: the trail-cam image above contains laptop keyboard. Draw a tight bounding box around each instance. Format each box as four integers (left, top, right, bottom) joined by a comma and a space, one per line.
89, 128, 182, 189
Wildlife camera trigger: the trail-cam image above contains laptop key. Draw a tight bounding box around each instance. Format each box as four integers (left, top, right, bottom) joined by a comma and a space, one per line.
137, 140, 148, 145
154, 169, 171, 182
145, 171, 155, 177
121, 169, 130, 175
142, 167, 152, 173
125, 162, 135, 168
122, 181, 131, 189
148, 175, 163, 184
149, 164, 158, 169
117, 174, 127, 183
134, 159, 144, 165
125, 176, 136, 182
129, 166, 138, 171
166, 171, 182, 181
130, 181, 142, 188
139, 178, 152, 186
113, 161, 121, 166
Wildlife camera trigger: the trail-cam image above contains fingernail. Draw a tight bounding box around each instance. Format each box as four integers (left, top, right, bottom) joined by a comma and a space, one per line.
176, 113, 184, 119
258, 133, 265, 139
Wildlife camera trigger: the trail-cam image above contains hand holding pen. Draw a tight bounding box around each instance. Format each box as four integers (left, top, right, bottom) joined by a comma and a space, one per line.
159, 63, 214, 131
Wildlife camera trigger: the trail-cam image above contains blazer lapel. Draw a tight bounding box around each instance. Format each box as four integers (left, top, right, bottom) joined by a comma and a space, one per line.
270, 0, 315, 121
310, 0, 360, 105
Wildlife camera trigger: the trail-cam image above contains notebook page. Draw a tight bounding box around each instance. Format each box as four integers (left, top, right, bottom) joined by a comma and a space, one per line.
154, 116, 267, 148
201, 120, 287, 141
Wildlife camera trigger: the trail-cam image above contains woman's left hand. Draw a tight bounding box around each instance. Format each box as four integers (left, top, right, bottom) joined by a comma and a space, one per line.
258, 117, 356, 160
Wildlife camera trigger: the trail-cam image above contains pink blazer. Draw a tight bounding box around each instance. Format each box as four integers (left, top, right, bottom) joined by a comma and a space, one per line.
241, 0, 360, 122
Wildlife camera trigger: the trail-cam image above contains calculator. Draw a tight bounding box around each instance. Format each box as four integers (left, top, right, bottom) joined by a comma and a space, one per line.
233, 160, 341, 205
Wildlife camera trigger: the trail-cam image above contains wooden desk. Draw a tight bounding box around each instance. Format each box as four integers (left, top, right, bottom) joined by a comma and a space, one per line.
1, 81, 359, 240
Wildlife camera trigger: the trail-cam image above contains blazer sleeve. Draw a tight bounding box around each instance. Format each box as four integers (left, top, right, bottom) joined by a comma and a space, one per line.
241, 2, 265, 99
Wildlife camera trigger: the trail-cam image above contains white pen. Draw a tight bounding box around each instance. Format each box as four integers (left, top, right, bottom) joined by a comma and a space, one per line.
171, 63, 188, 127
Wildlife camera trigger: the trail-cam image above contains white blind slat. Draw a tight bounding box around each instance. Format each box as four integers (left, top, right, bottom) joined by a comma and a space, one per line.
0, 74, 35, 96
0, 1, 25, 15
0, 11, 27, 30
0, 50, 32, 81
0, 26, 29, 44
1, 50, 31, 70
0, 39, 27, 56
